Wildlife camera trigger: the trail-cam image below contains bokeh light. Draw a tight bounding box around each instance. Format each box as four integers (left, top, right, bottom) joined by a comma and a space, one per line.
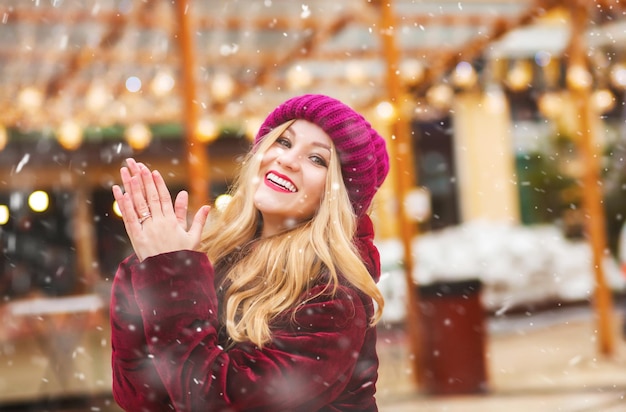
28, 190, 49, 213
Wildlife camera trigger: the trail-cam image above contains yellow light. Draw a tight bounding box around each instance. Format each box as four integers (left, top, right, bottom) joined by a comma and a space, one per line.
506, 61, 533, 92
426, 84, 454, 111
483, 87, 507, 114
28, 190, 49, 213
399, 59, 425, 86
125, 123, 152, 151
18, 86, 44, 112
86, 82, 112, 112
345, 62, 368, 85
286, 65, 313, 90
196, 117, 219, 143
537, 92, 563, 119
211, 72, 235, 103
0, 205, 8, 225
245, 116, 264, 141
0, 125, 7, 151
214, 194, 232, 212
610, 63, 626, 90
113, 200, 122, 217
566, 65, 593, 91
57, 120, 83, 150
591, 89, 615, 113
151, 70, 176, 97
375, 101, 396, 121
453, 61, 477, 90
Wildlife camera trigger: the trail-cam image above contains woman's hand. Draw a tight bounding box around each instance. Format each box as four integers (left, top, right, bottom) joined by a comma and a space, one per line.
112, 158, 210, 261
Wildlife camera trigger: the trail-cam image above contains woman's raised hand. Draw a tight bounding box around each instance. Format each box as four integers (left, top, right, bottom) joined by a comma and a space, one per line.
111, 158, 210, 261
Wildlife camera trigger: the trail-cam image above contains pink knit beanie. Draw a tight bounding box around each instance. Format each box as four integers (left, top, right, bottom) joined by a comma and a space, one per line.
255, 94, 390, 218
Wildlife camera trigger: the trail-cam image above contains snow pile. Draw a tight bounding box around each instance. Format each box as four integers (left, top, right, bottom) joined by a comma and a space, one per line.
376, 221, 626, 323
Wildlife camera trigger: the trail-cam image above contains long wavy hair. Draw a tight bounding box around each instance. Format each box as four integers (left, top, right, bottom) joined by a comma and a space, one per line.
198, 120, 384, 347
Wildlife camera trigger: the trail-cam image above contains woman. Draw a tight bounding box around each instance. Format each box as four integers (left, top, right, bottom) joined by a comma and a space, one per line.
110, 94, 390, 411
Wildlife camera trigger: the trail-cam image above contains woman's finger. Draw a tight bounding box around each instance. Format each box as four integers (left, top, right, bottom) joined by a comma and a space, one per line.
113, 184, 142, 235
152, 169, 175, 218
188, 205, 211, 241
126, 158, 141, 176
131, 173, 152, 221
173, 190, 189, 228
139, 165, 163, 220
123, 158, 145, 198
120, 167, 132, 195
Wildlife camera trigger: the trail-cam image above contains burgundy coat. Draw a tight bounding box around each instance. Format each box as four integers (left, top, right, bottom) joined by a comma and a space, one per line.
110, 247, 380, 411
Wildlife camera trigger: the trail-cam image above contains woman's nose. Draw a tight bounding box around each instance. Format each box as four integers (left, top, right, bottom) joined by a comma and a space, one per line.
276, 150, 301, 170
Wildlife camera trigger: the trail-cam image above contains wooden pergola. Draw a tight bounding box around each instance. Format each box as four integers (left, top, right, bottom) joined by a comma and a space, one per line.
0, 0, 623, 378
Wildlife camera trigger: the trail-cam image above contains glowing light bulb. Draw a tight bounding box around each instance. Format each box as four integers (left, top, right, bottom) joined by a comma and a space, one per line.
196, 118, 219, 143
28, 190, 49, 213
566, 65, 592, 91
57, 120, 83, 150
376, 101, 396, 121
214, 194, 232, 212
113, 200, 122, 217
0, 205, 8, 225
125, 123, 152, 150
0, 125, 7, 151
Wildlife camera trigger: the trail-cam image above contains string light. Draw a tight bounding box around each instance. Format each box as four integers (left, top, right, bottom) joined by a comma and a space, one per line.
537, 92, 563, 119
211, 72, 235, 103
0, 205, 8, 225
214, 194, 232, 212
28, 190, 49, 213
426, 84, 454, 111
286, 65, 313, 90
345, 62, 368, 85
505, 60, 533, 92
151, 70, 176, 97
113, 200, 122, 218
196, 117, 219, 143
609, 63, 626, 90
566, 65, 593, 91
399, 59, 425, 86
0, 125, 7, 151
591, 89, 615, 113
453, 61, 478, 90
125, 123, 152, 151
57, 120, 83, 150
18, 86, 44, 112
375, 101, 396, 121
86, 82, 112, 112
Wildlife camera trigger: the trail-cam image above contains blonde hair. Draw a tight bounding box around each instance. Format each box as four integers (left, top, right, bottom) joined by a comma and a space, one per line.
198, 120, 384, 347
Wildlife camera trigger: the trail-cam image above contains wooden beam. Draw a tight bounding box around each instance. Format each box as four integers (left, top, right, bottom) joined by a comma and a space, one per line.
565, 0, 615, 357
414, 0, 551, 94
375, 0, 423, 388
42, 1, 159, 99
175, 1, 210, 212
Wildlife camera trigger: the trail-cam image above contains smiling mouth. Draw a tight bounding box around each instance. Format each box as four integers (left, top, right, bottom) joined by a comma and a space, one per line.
266, 172, 297, 192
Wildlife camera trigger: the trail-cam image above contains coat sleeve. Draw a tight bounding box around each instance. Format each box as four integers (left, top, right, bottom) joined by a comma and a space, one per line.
126, 250, 372, 412
110, 254, 174, 411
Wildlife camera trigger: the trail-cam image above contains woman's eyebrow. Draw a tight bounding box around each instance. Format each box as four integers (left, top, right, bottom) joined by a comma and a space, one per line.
312, 141, 331, 152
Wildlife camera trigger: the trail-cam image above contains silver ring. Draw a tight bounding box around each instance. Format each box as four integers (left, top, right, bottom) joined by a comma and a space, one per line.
138, 213, 152, 224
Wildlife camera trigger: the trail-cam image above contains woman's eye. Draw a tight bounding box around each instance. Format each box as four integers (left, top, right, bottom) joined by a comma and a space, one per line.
310, 155, 328, 167
276, 137, 291, 147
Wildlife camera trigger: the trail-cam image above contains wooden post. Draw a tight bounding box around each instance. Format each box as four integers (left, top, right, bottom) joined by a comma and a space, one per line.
567, 0, 614, 356
73, 184, 99, 294
377, 0, 423, 386
174, 0, 210, 211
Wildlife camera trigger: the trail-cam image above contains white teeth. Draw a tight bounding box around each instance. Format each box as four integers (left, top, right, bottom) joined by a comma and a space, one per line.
267, 172, 297, 192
